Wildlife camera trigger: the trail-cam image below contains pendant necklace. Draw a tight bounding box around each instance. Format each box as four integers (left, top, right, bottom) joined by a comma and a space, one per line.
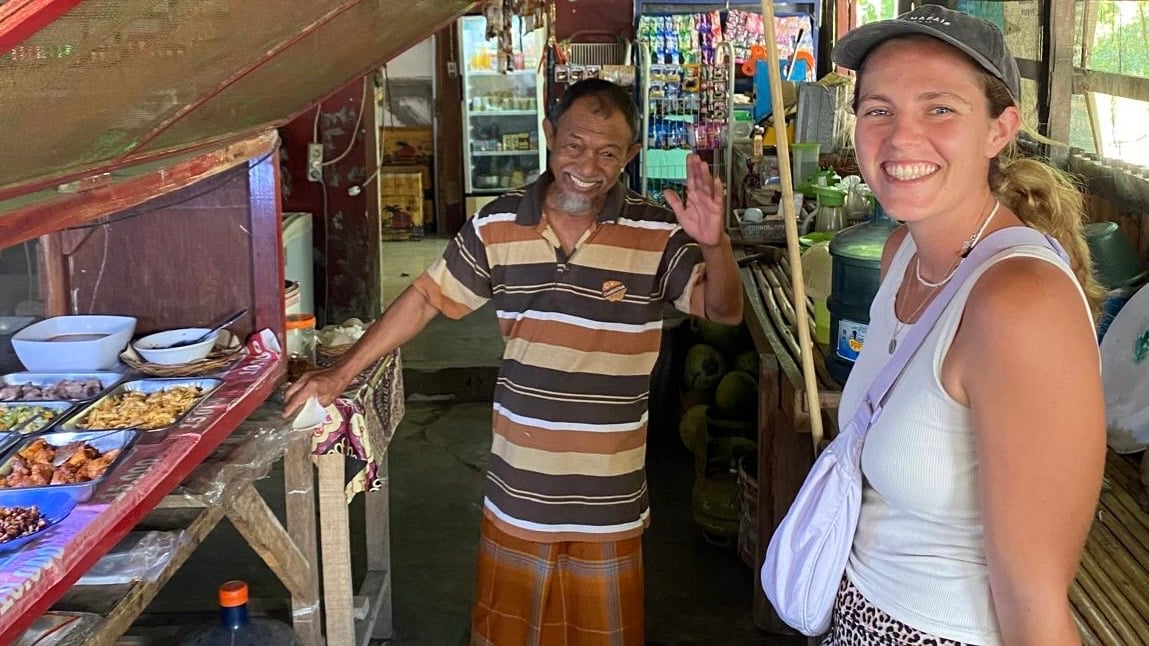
887, 200, 1000, 354
888, 287, 934, 354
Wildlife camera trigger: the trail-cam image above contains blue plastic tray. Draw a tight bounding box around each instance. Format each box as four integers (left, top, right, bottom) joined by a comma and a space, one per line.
0, 488, 76, 553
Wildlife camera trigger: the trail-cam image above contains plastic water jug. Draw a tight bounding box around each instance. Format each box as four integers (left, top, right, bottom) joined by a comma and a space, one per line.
179, 581, 302, 646
825, 203, 898, 385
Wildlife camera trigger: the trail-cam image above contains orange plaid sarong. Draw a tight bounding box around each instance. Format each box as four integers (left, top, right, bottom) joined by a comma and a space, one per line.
470, 515, 645, 646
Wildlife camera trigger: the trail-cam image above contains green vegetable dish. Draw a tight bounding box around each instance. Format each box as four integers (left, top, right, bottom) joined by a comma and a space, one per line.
0, 405, 63, 435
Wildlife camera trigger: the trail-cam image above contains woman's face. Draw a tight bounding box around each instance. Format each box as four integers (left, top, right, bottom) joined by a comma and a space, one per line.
852, 37, 1017, 223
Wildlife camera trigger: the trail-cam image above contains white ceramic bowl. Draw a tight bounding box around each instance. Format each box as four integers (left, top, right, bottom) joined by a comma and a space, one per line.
132, 328, 219, 365
12, 315, 136, 371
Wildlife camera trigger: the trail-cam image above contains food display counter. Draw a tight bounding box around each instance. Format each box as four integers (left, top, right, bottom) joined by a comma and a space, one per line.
0, 133, 332, 644
0, 335, 295, 643
0, 331, 407, 645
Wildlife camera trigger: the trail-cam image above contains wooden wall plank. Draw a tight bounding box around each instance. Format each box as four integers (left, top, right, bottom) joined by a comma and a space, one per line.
65, 164, 257, 338
1045, 0, 1076, 148
37, 232, 67, 317
1073, 69, 1149, 104
248, 151, 287, 344
0, 133, 278, 248
434, 23, 466, 236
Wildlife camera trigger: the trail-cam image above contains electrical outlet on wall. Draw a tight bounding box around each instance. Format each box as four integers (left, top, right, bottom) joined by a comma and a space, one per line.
307, 143, 324, 182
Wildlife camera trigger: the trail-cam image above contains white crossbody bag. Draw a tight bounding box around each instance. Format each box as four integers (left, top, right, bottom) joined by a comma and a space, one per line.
760, 227, 1069, 636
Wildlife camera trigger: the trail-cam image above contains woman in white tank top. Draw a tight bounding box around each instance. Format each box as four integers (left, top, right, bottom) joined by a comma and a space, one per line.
821, 6, 1107, 645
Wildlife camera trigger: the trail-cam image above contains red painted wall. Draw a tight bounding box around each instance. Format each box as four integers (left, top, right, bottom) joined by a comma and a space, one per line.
280, 76, 379, 326
553, 0, 635, 40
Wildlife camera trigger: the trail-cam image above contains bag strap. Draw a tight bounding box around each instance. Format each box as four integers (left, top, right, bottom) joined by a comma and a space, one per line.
849, 227, 1066, 433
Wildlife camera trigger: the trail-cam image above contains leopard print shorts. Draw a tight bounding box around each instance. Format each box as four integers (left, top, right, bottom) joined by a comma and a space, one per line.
821, 577, 969, 646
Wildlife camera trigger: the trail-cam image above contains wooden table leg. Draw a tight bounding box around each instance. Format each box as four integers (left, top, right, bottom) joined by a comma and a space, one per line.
317, 453, 356, 646
363, 455, 393, 640
284, 431, 323, 646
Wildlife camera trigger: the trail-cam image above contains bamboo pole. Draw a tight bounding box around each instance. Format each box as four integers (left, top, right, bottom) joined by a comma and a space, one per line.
759, 0, 824, 450
1084, 523, 1149, 624
1070, 577, 1126, 646
1073, 554, 1145, 645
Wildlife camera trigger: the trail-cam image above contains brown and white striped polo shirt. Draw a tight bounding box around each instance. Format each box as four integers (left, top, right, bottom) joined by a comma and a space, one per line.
412, 172, 706, 542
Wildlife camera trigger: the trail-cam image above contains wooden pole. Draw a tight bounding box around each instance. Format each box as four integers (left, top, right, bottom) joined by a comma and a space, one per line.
759, 0, 825, 451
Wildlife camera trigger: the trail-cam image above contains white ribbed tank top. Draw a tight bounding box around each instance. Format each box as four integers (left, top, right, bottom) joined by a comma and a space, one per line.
838, 230, 1091, 645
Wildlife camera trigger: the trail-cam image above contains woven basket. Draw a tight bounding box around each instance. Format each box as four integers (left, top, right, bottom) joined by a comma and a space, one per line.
735, 210, 786, 244
120, 346, 246, 377
318, 343, 354, 358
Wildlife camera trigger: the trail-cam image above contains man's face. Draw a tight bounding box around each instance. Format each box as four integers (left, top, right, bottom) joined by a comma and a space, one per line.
542, 96, 641, 216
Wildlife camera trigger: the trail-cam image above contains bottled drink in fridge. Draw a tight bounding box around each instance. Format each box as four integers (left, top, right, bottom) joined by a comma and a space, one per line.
180, 581, 302, 646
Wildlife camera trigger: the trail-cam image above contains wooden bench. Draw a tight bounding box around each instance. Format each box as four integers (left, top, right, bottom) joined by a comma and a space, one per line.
1073, 452, 1149, 645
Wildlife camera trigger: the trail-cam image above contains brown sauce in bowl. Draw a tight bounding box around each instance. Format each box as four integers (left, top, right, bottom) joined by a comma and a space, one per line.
46, 333, 108, 342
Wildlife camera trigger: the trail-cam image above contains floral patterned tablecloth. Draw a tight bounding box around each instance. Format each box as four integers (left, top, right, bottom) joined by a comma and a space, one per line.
310, 349, 404, 501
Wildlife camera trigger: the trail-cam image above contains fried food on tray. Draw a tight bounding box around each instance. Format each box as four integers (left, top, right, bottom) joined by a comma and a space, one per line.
1, 438, 122, 488
79, 385, 203, 431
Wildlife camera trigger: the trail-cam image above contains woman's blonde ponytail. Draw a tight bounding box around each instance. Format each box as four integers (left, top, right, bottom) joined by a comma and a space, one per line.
990, 153, 1104, 318
982, 74, 1104, 319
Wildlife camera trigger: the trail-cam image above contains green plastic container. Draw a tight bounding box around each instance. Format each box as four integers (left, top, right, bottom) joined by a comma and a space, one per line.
826, 204, 898, 384
1085, 221, 1146, 290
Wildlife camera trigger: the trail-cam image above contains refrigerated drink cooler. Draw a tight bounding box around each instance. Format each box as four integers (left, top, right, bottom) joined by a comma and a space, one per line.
458, 15, 547, 214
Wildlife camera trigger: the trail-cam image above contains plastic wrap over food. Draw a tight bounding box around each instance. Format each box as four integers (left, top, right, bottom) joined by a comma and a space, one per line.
169, 397, 314, 507
15, 611, 102, 646
75, 530, 184, 586
292, 599, 322, 627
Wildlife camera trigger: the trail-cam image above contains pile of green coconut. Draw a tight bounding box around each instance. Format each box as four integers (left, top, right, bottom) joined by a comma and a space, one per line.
679, 319, 758, 471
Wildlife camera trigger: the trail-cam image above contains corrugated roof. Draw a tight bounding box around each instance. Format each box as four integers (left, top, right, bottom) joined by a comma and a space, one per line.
0, 0, 474, 200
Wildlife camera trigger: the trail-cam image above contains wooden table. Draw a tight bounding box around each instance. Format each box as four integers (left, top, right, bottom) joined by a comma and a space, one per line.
55, 398, 322, 645
312, 349, 405, 646
0, 340, 322, 645
1071, 451, 1149, 645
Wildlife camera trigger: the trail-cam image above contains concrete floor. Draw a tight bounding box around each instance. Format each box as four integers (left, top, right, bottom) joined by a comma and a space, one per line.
124, 238, 787, 645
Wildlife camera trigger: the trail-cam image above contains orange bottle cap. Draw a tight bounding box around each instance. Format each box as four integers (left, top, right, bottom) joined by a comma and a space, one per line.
218, 580, 249, 607
286, 313, 317, 330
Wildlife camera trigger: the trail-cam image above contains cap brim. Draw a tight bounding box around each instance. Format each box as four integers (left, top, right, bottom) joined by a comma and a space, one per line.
832, 21, 1010, 96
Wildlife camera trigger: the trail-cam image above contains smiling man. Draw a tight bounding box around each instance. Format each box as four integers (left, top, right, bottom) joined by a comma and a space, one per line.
285, 78, 742, 646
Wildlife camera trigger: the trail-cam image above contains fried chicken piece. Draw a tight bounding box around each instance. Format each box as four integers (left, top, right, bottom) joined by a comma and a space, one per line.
10, 462, 55, 487
76, 448, 119, 481
7, 456, 30, 478
61, 443, 99, 470
51, 468, 77, 485
16, 439, 55, 465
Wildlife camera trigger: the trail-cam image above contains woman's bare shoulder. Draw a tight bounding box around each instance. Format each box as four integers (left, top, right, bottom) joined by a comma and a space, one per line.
964, 255, 1093, 348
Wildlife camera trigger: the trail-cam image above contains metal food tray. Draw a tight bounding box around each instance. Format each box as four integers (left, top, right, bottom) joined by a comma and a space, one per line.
0, 432, 18, 461
59, 378, 222, 433
0, 371, 126, 402
0, 430, 140, 503
0, 401, 76, 435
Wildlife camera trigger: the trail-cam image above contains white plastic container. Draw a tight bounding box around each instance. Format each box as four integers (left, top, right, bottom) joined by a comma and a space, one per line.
282, 212, 314, 317
12, 315, 136, 371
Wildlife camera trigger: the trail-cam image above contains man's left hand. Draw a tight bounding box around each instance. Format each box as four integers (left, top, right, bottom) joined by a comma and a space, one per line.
663, 153, 726, 247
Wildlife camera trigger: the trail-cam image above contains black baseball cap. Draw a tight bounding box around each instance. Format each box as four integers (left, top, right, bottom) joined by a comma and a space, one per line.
832, 5, 1021, 101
